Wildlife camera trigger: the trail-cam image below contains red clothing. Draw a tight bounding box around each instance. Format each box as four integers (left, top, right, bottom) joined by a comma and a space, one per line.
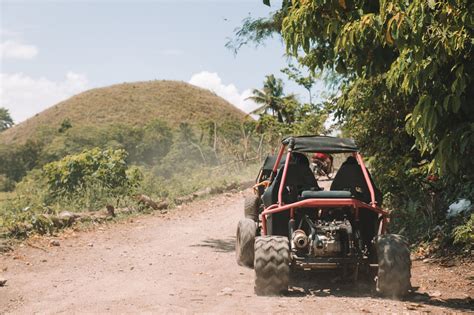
312, 152, 330, 161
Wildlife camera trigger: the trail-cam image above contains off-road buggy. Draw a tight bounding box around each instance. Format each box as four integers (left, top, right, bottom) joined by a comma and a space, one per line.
236, 135, 411, 297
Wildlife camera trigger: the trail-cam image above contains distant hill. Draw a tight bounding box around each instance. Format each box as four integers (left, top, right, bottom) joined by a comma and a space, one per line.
1, 80, 247, 144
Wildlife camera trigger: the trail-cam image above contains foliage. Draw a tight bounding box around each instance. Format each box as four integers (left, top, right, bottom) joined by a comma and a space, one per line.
452, 213, 474, 249
43, 148, 139, 200
281, 63, 318, 104
276, 0, 473, 176
274, 0, 473, 245
247, 74, 287, 123
225, 4, 291, 54
134, 120, 173, 165
0, 140, 43, 185
0, 113, 267, 233
0, 119, 173, 191
256, 103, 327, 138
247, 73, 329, 132
0, 73, 328, 239
236, 0, 473, 176
230, 0, 473, 251
0, 107, 14, 132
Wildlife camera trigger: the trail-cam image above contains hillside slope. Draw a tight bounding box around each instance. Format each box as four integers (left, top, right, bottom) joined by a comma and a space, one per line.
1, 80, 247, 144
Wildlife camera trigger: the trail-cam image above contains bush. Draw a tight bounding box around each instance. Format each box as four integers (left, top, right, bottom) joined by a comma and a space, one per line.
0, 140, 44, 190
44, 148, 129, 195
0, 115, 292, 238
453, 213, 474, 250
0, 148, 144, 237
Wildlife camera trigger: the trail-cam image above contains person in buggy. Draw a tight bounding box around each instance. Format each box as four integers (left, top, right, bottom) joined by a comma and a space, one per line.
311, 152, 334, 178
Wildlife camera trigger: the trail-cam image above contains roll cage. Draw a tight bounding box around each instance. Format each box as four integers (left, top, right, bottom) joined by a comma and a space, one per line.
260, 136, 389, 235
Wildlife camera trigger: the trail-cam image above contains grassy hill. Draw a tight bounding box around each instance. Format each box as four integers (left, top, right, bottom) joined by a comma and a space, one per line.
1, 80, 247, 144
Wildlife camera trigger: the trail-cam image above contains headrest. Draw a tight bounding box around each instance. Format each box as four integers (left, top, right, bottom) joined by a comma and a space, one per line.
291, 152, 310, 167
343, 156, 357, 165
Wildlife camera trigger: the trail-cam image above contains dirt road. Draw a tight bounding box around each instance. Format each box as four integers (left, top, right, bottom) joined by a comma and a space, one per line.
1, 191, 473, 313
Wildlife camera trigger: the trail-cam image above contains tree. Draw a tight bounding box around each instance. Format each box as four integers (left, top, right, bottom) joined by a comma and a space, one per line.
225, 6, 291, 54
230, 0, 474, 243
43, 148, 135, 197
283, 0, 473, 176
281, 63, 318, 104
0, 140, 43, 186
135, 120, 173, 165
247, 74, 287, 123
0, 108, 14, 132
233, 0, 473, 176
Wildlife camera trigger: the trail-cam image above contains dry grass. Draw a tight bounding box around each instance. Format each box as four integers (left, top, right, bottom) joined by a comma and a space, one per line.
1, 80, 247, 144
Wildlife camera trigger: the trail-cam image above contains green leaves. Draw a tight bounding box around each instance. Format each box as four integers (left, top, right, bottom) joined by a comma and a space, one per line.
246, 74, 289, 123
279, 0, 473, 177
452, 213, 474, 248
43, 148, 138, 198
0, 108, 14, 132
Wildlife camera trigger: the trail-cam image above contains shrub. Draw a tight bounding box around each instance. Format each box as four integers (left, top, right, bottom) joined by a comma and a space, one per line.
43, 148, 142, 206
453, 213, 474, 250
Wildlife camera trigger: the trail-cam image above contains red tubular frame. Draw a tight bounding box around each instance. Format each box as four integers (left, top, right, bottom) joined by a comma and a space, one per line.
278, 151, 293, 205
272, 145, 286, 174
354, 152, 376, 206
260, 144, 389, 236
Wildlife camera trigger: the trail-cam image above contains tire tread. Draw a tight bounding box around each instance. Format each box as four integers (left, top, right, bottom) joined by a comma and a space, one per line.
254, 236, 290, 295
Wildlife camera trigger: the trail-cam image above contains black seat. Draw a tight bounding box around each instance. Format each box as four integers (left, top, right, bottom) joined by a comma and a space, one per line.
262, 152, 320, 236
262, 152, 320, 207
330, 156, 383, 205
258, 154, 287, 180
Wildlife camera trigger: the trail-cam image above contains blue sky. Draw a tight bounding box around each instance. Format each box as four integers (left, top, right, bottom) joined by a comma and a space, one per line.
1, 0, 317, 122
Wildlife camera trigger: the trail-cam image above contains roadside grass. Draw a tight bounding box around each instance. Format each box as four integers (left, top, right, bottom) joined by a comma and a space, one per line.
0, 162, 259, 241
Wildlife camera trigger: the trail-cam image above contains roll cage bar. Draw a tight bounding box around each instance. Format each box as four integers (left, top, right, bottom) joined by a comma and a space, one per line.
261, 137, 389, 235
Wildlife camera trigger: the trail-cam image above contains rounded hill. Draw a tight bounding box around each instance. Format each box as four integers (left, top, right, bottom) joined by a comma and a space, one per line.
1, 80, 247, 144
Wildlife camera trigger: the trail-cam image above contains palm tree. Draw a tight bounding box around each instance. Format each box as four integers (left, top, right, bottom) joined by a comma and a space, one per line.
246, 75, 285, 123
280, 94, 299, 124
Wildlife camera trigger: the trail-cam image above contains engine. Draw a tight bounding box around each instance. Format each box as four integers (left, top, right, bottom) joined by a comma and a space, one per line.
291, 217, 353, 257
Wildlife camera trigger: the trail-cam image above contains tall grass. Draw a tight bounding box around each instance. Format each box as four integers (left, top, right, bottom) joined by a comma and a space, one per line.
0, 161, 259, 238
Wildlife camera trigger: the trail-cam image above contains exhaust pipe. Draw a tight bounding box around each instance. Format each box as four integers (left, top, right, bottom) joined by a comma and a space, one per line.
292, 229, 309, 250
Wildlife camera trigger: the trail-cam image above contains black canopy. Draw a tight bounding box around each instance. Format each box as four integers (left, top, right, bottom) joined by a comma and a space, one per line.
282, 135, 358, 153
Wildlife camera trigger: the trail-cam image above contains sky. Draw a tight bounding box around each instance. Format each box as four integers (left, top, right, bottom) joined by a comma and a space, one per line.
0, 0, 325, 123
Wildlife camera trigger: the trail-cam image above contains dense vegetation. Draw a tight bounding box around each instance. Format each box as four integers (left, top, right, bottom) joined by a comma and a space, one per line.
0, 76, 326, 238
2, 1, 472, 253
228, 0, 473, 253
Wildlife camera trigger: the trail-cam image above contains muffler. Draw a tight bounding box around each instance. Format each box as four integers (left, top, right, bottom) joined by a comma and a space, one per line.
292, 229, 309, 250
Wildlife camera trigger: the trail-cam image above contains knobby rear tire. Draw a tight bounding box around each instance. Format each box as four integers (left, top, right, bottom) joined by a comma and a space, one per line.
254, 236, 290, 296
375, 234, 411, 298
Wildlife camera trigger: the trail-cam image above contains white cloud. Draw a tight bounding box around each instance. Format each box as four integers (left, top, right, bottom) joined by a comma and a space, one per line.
0, 28, 20, 38
0, 40, 38, 60
0, 72, 89, 123
189, 71, 258, 113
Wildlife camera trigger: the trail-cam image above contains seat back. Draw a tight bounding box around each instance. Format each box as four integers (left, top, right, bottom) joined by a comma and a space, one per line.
262, 152, 319, 207
330, 156, 383, 205
258, 154, 286, 181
